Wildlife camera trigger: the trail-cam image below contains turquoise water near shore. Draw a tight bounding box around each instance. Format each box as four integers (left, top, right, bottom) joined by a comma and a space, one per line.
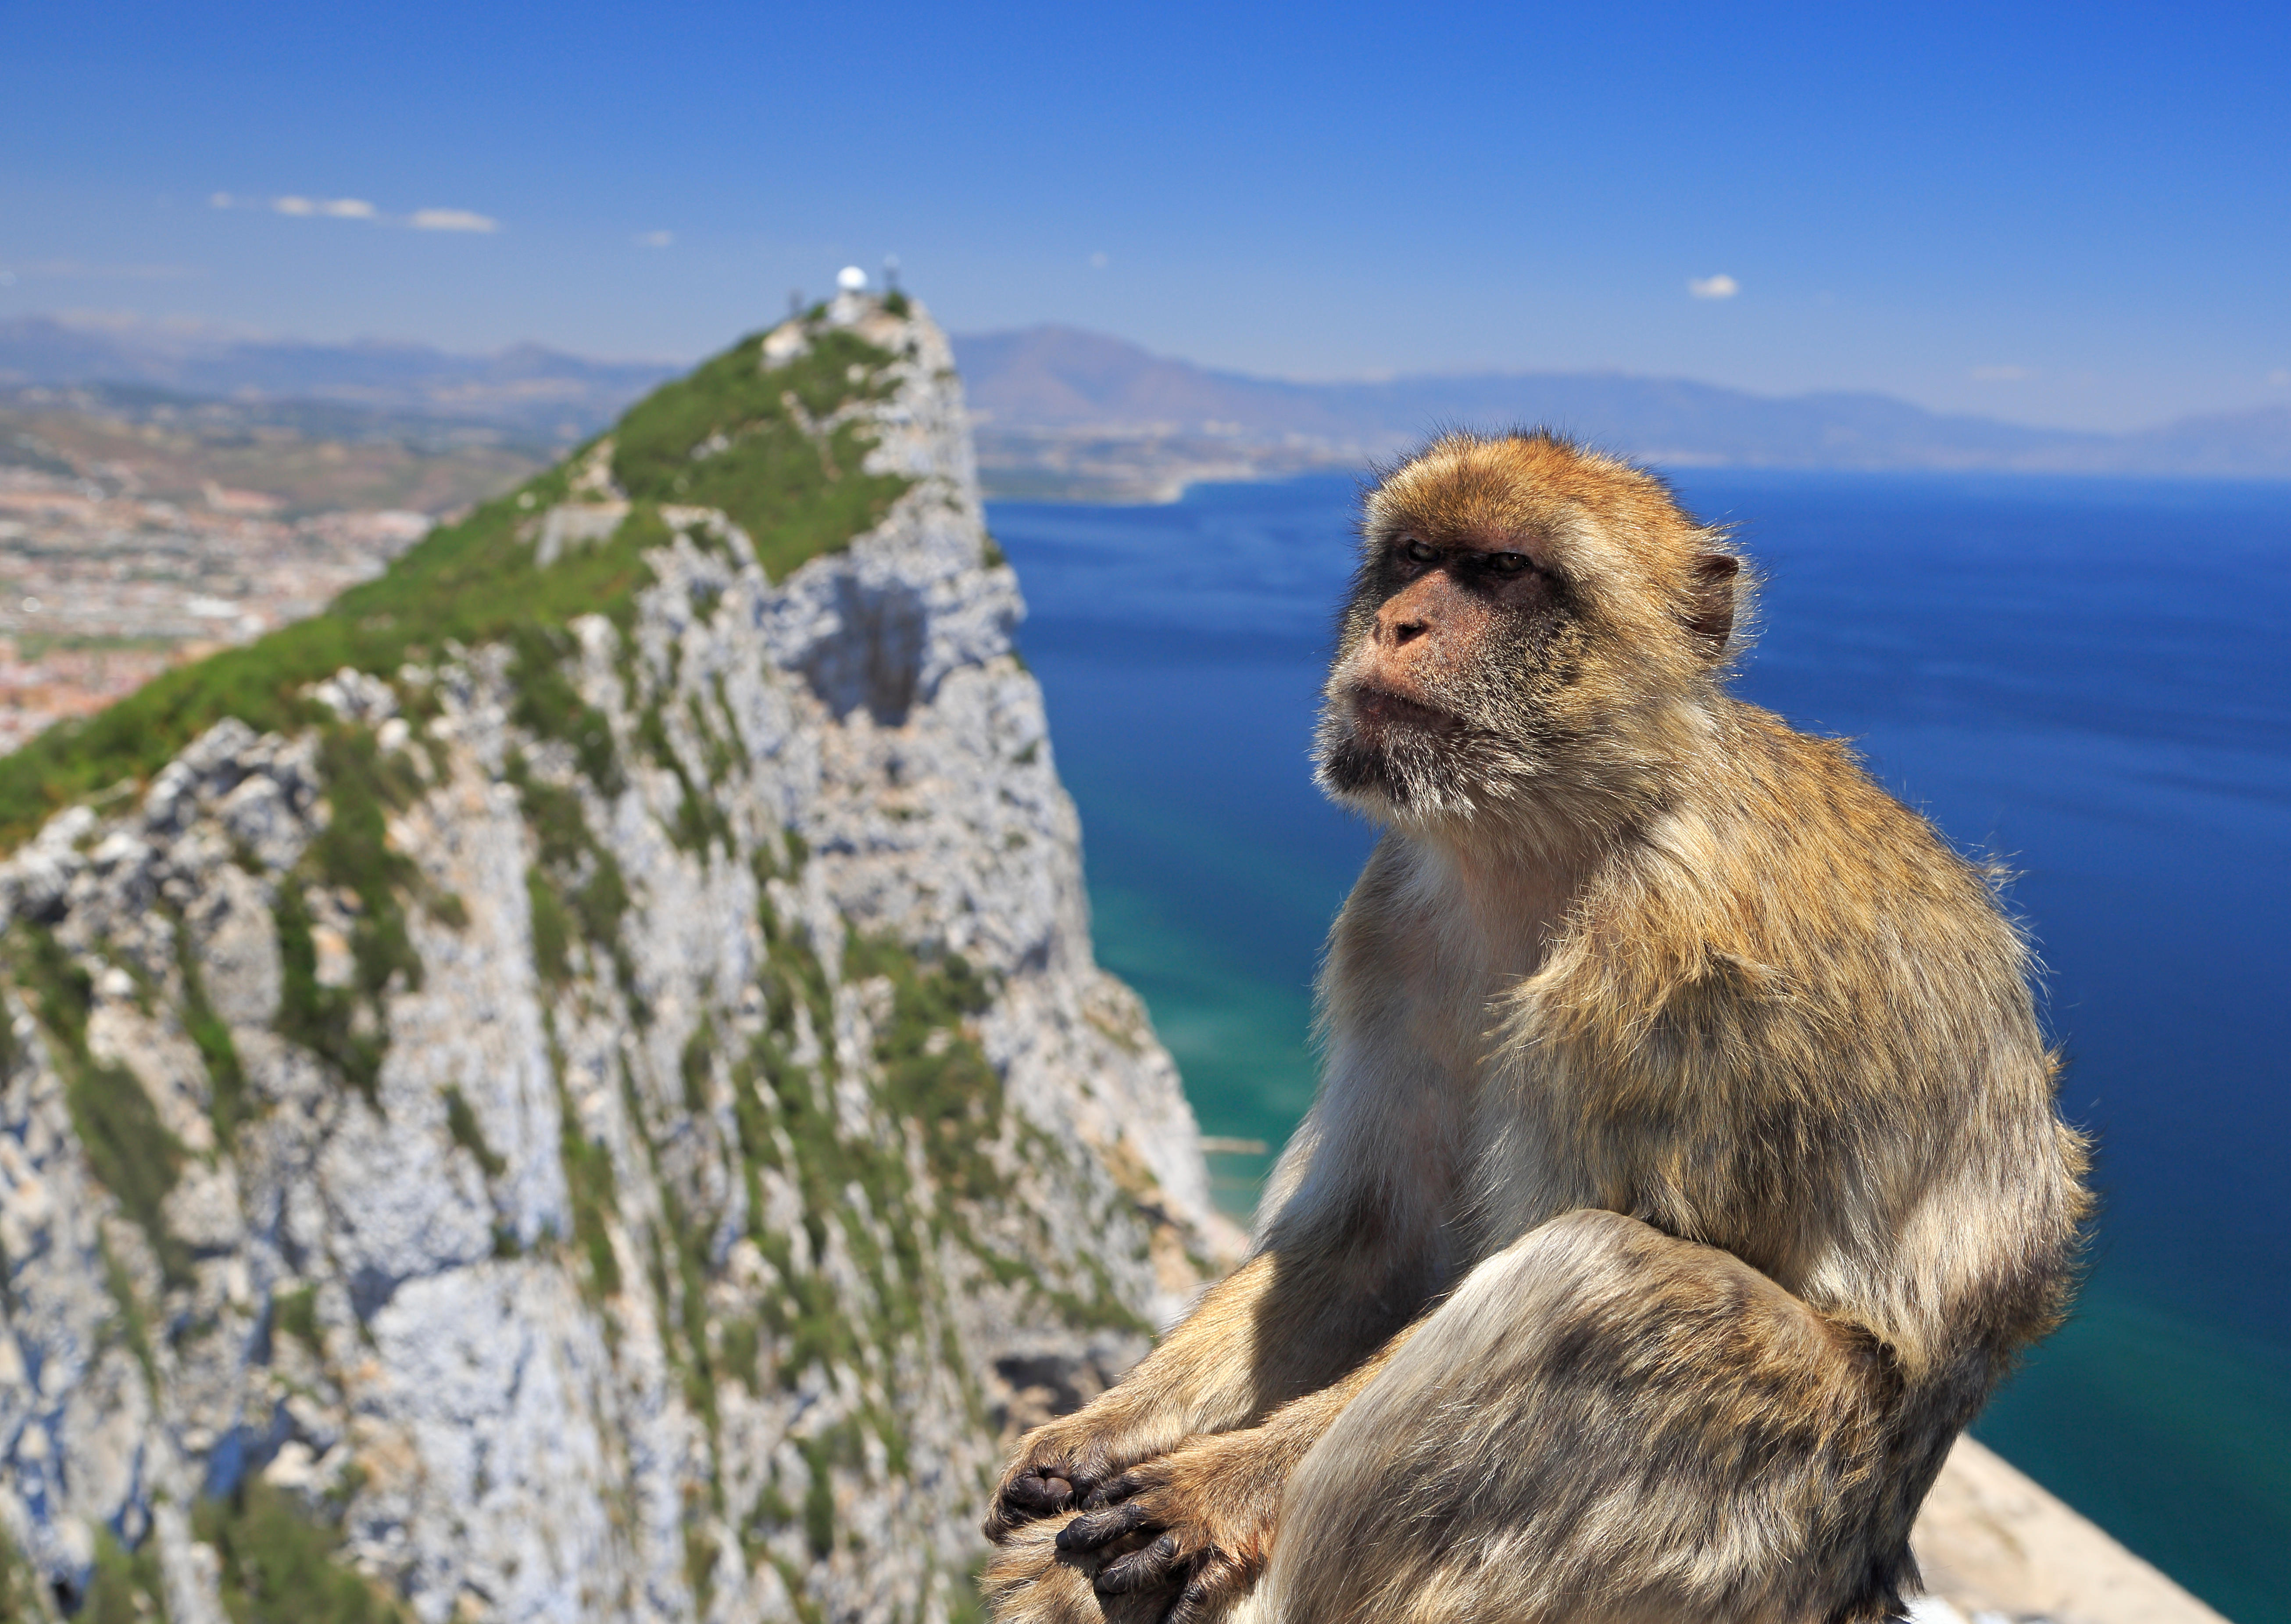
989, 470, 2291, 1623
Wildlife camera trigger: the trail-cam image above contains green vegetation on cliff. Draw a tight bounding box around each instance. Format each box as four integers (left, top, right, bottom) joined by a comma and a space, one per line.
5, 923, 190, 1283
0, 321, 910, 849
611, 326, 909, 579
176, 917, 251, 1144
0, 1530, 51, 1624
82, 1528, 168, 1624
195, 1478, 410, 1624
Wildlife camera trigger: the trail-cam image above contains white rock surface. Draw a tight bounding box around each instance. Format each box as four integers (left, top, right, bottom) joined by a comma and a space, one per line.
1912, 1436, 2233, 1624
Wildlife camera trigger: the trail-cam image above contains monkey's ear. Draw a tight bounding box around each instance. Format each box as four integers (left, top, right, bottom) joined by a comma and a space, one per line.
1686, 553, 1740, 658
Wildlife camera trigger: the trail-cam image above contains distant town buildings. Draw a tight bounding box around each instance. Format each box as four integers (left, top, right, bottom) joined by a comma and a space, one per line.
0, 464, 430, 755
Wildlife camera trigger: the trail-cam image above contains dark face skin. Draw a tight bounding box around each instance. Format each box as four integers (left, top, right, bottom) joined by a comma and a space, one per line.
1316, 529, 1576, 815
1354, 532, 1559, 711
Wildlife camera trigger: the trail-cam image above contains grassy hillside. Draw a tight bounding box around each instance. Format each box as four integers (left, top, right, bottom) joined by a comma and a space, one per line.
0, 322, 909, 849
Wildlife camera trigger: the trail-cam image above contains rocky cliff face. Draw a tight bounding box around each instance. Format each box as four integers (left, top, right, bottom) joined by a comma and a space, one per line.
0, 294, 1233, 1624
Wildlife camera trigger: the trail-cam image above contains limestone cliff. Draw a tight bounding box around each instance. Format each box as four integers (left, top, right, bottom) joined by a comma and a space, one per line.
0, 293, 1233, 1623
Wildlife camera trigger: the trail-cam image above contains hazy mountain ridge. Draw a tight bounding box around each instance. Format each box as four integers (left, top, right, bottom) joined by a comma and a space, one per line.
0, 390, 544, 515
954, 326, 2291, 499
9, 314, 2285, 507
2, 380, 552, 459
0, 317, 677, 442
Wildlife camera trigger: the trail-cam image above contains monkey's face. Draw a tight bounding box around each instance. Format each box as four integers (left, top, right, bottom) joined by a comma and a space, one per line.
1315, 433, 1744, 830
1315, 522, 1580, 822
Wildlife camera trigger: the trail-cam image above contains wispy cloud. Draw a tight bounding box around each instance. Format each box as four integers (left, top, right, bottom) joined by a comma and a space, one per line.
210, 192, 500, 233
270, 195, 376, 218
2269, 368, 2290, 386
634, 230, 674, 248
1687, 273, 1739, 300
1969, 364, 2033, 382
212, 191, 372, 218
410, 208, 499, 233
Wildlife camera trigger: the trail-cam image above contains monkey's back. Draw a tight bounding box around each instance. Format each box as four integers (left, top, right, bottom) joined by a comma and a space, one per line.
1503, 698, 2089, 1393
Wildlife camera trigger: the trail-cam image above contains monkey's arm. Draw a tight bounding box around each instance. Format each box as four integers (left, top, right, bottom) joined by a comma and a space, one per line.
991, 840, 1469, 1542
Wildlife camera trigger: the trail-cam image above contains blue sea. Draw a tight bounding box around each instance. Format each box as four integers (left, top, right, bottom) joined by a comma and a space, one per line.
988, 469, 2291, 1624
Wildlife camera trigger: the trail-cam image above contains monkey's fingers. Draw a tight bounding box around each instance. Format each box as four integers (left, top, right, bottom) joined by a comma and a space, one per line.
1079, 1465, 1156, 1510
985, 1466, 1083, 1538
1094, 1530, 1192, 1595
1159, 1551, 1254, 1624
1057, 1500, 1155, 1555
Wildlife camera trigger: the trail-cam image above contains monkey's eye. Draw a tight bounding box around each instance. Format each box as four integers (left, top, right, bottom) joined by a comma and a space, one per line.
1399, 538, 1438, 564
1485, 552, 1533, 576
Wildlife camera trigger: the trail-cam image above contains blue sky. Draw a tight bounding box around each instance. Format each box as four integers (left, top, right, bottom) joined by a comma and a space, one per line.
2, 0, 2285, 429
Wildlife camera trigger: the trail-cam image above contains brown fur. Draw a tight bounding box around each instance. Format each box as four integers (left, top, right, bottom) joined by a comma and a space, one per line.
984, 432, 2089, 1624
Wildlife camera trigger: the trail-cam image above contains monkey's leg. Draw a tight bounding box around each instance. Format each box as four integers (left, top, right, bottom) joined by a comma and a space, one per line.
1258, 1209, 1908, 1624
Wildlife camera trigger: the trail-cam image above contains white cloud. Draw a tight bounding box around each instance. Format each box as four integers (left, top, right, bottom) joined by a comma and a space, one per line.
410, 208, 500, 233
1090, 250, 1110, 269
209, 191, 498, 233
2268, 368, 2290, 386
1687, 273, 1739, 300
267, 195, 375, 218
1969, 364, 2033, 382
635, 230, 673, 248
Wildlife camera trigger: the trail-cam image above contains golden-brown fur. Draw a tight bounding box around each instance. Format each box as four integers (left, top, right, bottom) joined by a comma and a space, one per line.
984, 432, 2089, 1624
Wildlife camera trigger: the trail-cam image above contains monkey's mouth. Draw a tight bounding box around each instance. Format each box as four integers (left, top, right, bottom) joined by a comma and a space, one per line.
1318, 681, 1476, 809
1346, 682, 1458, 737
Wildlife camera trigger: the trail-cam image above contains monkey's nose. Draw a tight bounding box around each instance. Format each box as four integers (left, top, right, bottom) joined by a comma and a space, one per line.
1384, 615, 1430, 647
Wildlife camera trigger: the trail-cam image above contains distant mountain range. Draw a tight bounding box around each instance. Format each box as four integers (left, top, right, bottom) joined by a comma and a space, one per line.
952, 326, 2291, 499
5, 313, 2285, 502
0, 315, 677, 442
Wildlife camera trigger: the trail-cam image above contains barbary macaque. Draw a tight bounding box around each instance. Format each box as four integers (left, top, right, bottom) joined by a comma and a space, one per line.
982, 432, 2089, 1624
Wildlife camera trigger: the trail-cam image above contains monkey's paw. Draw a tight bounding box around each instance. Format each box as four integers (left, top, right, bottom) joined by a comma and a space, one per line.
1052, 1431, 1282, 1624
986, 1409, 1173, 1542
981, 1517, 1172, 1624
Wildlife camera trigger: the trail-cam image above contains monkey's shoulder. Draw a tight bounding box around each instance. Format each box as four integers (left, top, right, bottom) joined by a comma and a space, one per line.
1533, 702, 2041, 1075
1671, 700, 2018, 942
